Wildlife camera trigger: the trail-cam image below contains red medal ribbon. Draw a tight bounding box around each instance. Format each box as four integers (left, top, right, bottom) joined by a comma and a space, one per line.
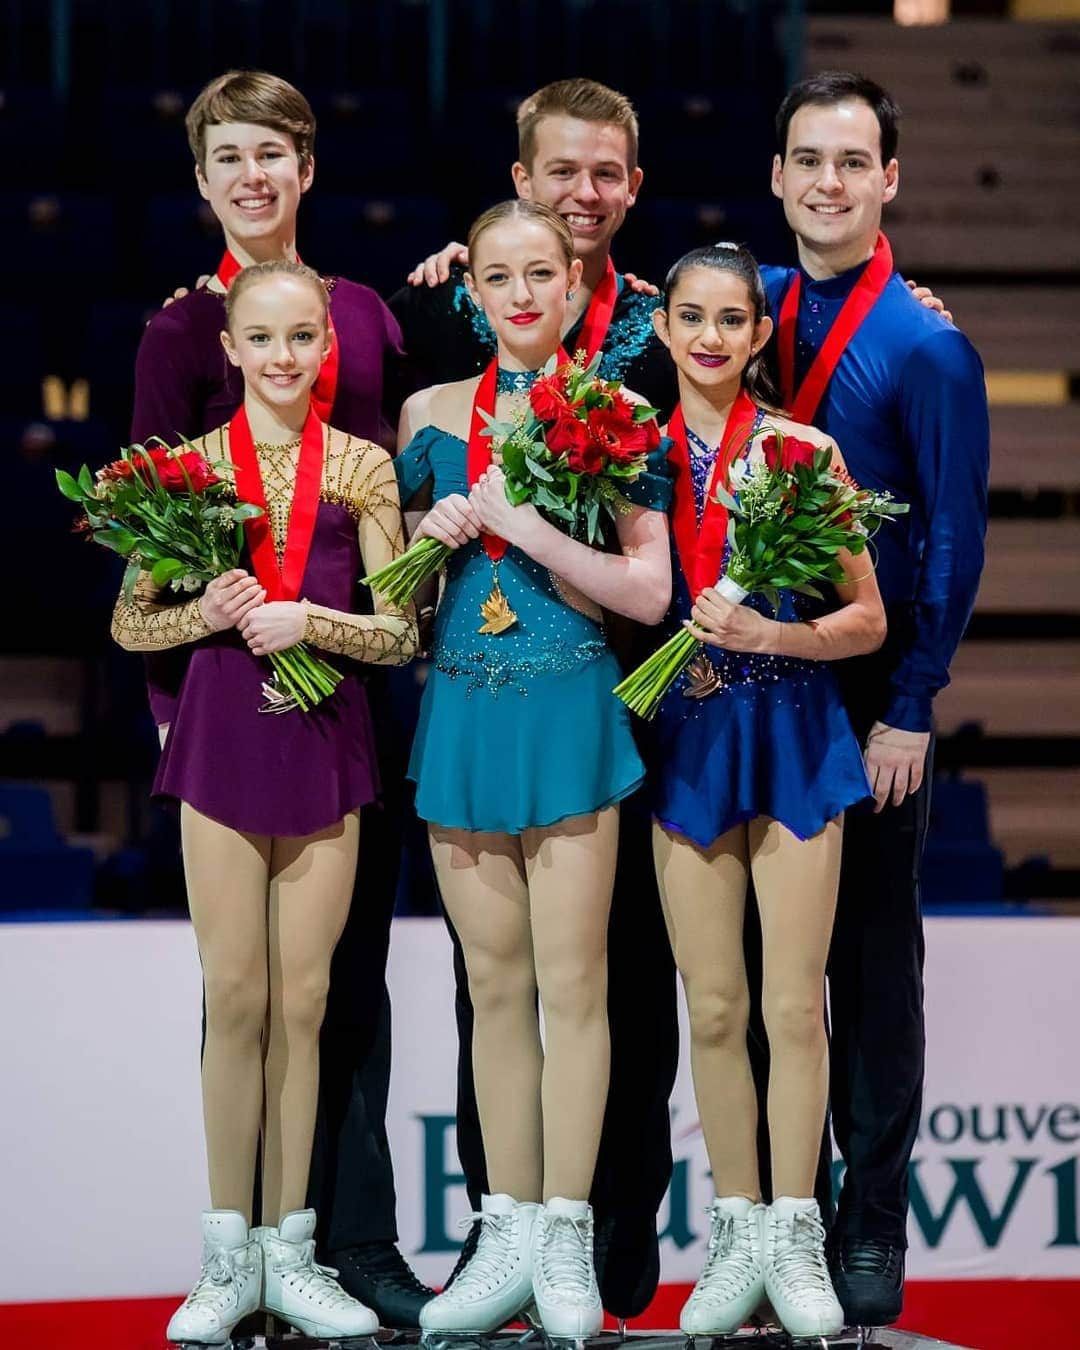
777, 232, 893, 424
667, 389, 759, 600
228, 403, 325, 601
573, 256, 618, 361
216, 250, 340, 423
466, 360, 509, 564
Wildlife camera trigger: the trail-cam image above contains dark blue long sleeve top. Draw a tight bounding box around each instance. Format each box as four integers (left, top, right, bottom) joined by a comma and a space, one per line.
761, 260, 990, 733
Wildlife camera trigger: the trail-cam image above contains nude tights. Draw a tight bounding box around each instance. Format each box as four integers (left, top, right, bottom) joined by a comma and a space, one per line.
181, 802, 359, 1226
429, 806, 619, 1203
653, 814, 842, 1200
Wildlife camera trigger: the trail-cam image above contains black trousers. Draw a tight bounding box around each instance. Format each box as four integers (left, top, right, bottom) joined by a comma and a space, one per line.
451, 787, 679, 1225
746, 628, 931, 1247
307, 669, 405, 1251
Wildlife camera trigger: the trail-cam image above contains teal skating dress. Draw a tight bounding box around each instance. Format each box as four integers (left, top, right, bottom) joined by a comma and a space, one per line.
395, 425, 672, 833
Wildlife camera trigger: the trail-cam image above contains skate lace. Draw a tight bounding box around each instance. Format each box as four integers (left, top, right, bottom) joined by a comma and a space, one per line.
536, 1213, 595, 1301
696, 1206, 758, 1296
277, 1238, 359, 1310
771, 1211, 833, 1299
184, 1241, 253, 1309
440, 1210, 516, 1301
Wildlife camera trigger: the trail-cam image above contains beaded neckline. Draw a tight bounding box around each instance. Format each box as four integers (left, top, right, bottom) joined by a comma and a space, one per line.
254, 437, 302, 453
495, 366, 542, 396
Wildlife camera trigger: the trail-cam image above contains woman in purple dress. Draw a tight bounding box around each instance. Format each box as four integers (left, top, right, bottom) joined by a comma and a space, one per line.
112, 261, 417, 1345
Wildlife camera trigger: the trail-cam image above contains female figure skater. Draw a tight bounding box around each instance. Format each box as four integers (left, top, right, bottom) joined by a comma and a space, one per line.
113, 260, 417, 1345
395, 199, 672, 1339
649, 243, 885, 1340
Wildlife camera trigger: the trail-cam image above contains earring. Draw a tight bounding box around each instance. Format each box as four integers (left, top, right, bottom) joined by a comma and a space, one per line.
566, 290, 576, 301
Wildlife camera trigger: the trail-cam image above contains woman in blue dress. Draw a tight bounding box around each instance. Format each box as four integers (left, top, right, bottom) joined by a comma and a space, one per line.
648, 244, 886, 1340
394, 199, 672, 1338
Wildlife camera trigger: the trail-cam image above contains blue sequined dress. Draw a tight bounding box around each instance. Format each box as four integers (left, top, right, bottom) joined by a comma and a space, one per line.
652, 429, 871, 847
396, 426, 673, 833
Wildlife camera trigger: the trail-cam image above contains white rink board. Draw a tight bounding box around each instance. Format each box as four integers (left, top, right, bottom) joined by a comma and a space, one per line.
0, 915, 1077, 1301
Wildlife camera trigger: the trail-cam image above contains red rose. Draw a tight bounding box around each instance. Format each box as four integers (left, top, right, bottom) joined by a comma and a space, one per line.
761, 431, 818, 474
546, 411, 592, 458
529, 372, 572, 422
133, 447, 219, 493
586, 407, 649, 464
567, 437, 606, 475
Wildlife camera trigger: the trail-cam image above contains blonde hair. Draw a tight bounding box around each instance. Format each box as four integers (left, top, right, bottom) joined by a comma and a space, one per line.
466, 200, 576, 271
224, 260, 328, 332
516, 78, 639, 172
186, 70, 316, 172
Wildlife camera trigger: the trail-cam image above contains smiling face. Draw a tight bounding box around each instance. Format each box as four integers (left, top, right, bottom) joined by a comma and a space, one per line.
511, 115, 642, 266
198, 121, 313, 260
771, 98, 898, 270
466, 217, 583, 366
221, 273, 329, 411
654, 265, 772, 397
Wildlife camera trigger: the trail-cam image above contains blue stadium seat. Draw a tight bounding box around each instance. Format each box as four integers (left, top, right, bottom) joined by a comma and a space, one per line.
0, 784, 96, 913
0, 193, 118, 301
304, 195, 451, 297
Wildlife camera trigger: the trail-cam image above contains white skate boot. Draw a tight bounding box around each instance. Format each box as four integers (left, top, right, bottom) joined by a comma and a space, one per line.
531, 1197, 603, 1339
680, 1196, 765, 1335
262, 1208, 379, 1338
420, 1193, 539, 1333
760, 1197, 844, 1338
166, 1210, 261, 1345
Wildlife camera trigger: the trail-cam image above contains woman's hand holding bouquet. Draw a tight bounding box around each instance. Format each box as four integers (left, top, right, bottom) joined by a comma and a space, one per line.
58, 441, 343, 713
362, 353, 660, 606
614, 428, 908, 720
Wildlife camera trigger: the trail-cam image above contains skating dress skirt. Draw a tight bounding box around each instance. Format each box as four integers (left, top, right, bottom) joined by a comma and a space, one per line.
651, 447, 871, 847
396, 426, 672, 834
152, 500, 380, 837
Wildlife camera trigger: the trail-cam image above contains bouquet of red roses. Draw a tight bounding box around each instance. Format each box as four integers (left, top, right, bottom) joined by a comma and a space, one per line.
614, 428, 907, 719
363, 353, 660, 606
57, 442, 342, 713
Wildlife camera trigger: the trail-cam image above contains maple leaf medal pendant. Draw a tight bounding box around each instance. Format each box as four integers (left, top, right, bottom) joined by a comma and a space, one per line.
478, 564, 517, 634
683, 654, 722, 700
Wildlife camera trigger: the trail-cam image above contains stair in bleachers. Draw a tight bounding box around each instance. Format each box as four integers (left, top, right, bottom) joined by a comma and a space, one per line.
805, 17, 1080, 272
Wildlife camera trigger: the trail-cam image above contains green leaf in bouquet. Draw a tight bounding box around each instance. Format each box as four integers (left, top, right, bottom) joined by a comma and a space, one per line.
712, 483, 739, 511
77, 463, 95, 495
791, 581, 825, 600
151, 557, 188, 586
505, 481, 532, 506
122, 559, 142, 605
632, 402, 660, 424
523, 455, 553, 482
94, 525, 138, 555
760, 585, 780, 616
231, 502, 264, 523
586, 495, 600, 543
55, 469, 86, 502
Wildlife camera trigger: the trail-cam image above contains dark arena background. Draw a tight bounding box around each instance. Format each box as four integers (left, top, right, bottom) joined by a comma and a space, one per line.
1, 2, 1078, 1349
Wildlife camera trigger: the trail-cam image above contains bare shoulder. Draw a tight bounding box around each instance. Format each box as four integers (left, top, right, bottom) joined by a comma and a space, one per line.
399, 377, 479, 446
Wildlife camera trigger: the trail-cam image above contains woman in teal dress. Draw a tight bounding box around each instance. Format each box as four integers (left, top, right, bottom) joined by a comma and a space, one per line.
394, 200, 671, 1339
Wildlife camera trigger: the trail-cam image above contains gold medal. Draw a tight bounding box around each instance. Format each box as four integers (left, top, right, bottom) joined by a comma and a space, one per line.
478, 566, 517, 634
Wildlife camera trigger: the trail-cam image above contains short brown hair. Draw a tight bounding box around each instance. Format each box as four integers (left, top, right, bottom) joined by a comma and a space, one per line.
516, 78, 639, 172
467, 200, 576, 271
224, 260, 328, 332
186, 70, 316, 173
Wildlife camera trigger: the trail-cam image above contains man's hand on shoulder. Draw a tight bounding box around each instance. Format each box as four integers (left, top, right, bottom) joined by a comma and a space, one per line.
906, 278, 953, 325
623, 272, 660, 298
162, 275, 211, 309
864, 721, 932, 812
407, 243, 469, 288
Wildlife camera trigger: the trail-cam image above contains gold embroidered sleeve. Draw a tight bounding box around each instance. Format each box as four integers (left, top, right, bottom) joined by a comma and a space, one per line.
110, 572, 213, 652
303, 444, 418, 667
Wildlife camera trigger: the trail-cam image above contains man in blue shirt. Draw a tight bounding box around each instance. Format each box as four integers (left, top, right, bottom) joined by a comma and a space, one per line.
762, 71, 989, 1325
